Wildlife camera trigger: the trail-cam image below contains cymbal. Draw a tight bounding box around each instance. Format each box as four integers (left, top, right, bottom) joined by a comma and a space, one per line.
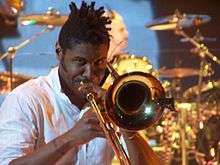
145, 14, 211, 30
159, 68, 199, 78
183, 79, 220, 98
19, 14, 68, 26
0, 72, 32, 94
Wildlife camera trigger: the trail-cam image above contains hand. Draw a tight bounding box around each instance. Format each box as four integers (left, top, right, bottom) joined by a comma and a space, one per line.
70, 108, 105, 145
92, 85, 106, 105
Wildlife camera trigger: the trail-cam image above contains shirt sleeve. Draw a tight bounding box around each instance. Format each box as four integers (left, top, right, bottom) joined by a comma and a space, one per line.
0, 92, 38, 165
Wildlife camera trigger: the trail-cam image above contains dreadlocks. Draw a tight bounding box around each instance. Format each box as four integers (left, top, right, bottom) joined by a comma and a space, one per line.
58, 1, 111, 53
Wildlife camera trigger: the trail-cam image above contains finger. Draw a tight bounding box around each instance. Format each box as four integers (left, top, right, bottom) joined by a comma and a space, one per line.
83, 110, 100, 121
91, 129, 106, 139
86, 117, 100, 126
87, 121, 103, 131
83, 110, 103, 123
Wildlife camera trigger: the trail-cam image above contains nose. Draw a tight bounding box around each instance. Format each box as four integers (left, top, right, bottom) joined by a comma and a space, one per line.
82, 63, 93, 79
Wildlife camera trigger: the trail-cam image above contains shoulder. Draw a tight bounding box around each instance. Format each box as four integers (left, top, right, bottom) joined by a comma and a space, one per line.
0, 75, 55, 129
10, 76, 51, 100
0, 76, 52, 114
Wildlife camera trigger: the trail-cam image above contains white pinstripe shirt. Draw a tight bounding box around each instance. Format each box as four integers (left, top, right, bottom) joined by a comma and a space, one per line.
0, 67, 114, 165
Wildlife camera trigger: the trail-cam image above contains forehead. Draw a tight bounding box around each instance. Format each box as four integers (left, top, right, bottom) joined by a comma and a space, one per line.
65, 43, 108, 60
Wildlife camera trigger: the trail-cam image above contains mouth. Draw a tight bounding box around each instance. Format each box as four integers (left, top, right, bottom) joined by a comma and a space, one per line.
72, 77, 90, 85
72, 78, 94, 93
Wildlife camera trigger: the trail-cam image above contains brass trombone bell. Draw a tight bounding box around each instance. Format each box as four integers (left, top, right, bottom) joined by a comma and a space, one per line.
105, 71, 174, 130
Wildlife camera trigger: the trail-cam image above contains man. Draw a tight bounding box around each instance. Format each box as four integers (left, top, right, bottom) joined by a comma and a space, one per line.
0, 1, 161, 164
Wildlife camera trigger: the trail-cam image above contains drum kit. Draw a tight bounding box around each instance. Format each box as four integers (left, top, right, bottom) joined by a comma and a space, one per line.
144, 10, 220, 165
0, 2, 220, 164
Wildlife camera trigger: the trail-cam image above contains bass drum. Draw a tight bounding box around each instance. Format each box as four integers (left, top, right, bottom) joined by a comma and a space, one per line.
102, 53, 158, 89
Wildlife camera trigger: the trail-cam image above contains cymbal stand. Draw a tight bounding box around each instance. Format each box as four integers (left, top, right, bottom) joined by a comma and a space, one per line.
179, 104, 187, 165
0, 25, 54, 91
176, 24, 218, 112
173, 17, 218, 165
174, 25, 220, 65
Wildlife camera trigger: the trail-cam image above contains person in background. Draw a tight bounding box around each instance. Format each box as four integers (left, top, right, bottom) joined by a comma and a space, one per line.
0, 1, 161, 165
105, 9, 129, 62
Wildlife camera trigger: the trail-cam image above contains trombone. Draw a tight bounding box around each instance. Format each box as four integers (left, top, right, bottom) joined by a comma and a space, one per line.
85, 62, 174, 165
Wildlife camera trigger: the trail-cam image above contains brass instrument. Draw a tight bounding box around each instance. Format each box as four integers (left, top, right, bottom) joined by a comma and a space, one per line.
86, 63, 175, 165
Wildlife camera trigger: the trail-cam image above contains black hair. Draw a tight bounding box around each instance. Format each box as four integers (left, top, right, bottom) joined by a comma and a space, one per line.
58, 1, 111, 53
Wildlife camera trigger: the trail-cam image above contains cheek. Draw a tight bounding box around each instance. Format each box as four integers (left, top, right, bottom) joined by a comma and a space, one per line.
64, 66, 84, 81
64, 60, 82, 75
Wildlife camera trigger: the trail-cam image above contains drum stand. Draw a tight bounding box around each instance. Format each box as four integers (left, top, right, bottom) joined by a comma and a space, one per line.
179, 104, 187, 165
0, 25, 53, 91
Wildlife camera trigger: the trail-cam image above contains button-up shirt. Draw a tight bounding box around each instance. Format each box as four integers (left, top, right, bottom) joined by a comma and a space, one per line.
0, 67, 114, 165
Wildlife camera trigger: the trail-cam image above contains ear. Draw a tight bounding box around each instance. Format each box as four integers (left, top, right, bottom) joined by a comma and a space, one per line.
55, 42, 62, 61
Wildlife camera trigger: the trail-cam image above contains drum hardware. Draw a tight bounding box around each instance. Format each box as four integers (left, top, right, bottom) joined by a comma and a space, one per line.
0, 72, 32, 94
145, 9, 219, 65
159, 67, 199, 100
18, 8, 67, 26
146, 9, 220, 164
183, 79, 220, 99
145, 9, 211, 31
195, 115, 220, 164
178, 102, 195, 165
0, 26, 54, 93
183, 58, 214, 129
159, 67, 200, 78
148, 102, 198, 165
174, 23, 220, 65
180, 29, 217, 43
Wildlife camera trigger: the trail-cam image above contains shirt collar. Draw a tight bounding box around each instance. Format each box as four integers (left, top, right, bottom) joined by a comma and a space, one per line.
47, 66, 63, 95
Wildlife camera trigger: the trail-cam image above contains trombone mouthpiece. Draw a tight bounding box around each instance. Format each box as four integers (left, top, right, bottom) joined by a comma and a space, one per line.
86, 93, 94, 101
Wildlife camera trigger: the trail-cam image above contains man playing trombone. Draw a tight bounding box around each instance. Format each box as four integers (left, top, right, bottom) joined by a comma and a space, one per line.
0, 1, 161, 164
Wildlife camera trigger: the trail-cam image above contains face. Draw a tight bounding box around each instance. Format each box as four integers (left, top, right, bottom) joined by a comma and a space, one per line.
58, 43, 108, 99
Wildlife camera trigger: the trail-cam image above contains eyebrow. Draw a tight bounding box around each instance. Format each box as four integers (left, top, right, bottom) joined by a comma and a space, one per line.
71, 56, 106, 63
72, 56, 87, 61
